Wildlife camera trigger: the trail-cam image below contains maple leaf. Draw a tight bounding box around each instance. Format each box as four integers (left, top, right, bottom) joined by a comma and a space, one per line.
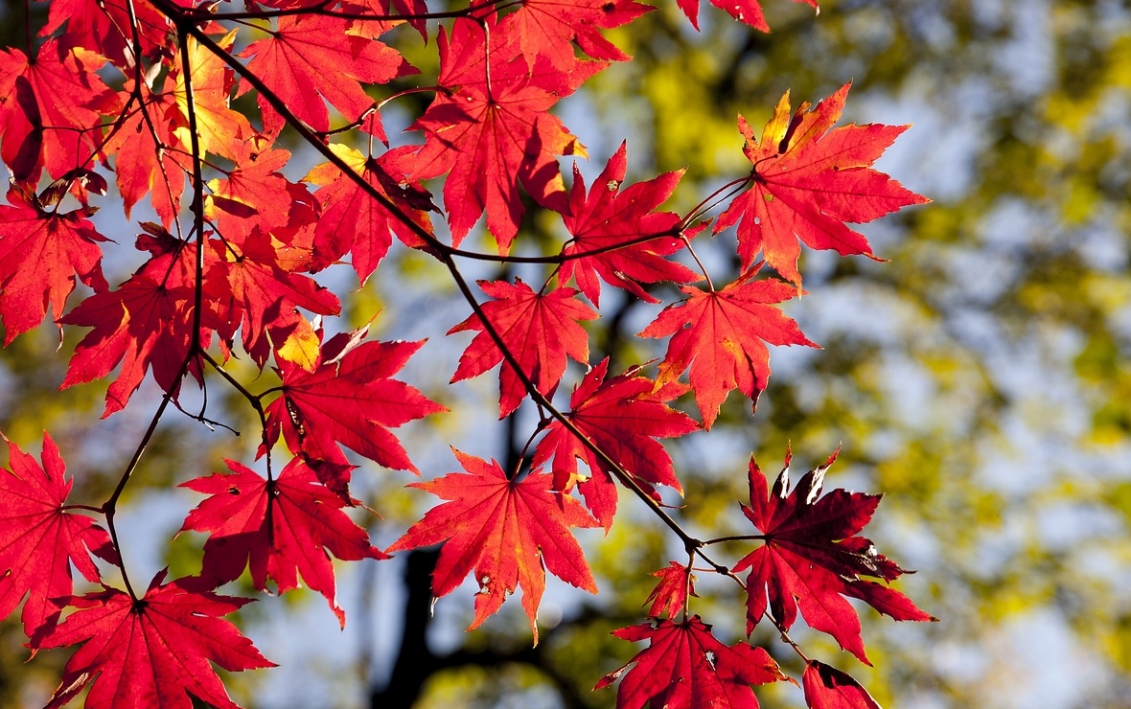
0, 433, 114, 639
676, 0, 818, 32
732, 449, 935, 665
449, 278, 597, 418
387, 449, 597, 644
205, 137, 319, 245
644, 561, 698, 619
595, 616, 786, 709
35, 571, 274, 709
559, 142, 697, 307
638, 265, 817, 429
803, 661, 882, 709
0, 185, 108, 344
240, 15, 413, 136
405, 17, 592, 253
60, 229, 216, 417
0, 39, 118, 182
103, 77, 187, 227
172, 30, 253, 161
532, 359, 699, 528
207, 228, 341, 369
38, 0, 170, 69
180, 458, 384, 627
505, 0, 652, 69
263, 328, 446, 497
304, 143, 435, 284
714, 83, 928, 285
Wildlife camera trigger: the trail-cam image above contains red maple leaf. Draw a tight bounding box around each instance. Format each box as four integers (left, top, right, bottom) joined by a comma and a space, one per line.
207, 228, 341, 369
172, 31, 253, 161
304, 143, 435, 284
676, 0, 818, 32
0, 39, 118, 183
263, 328, 446, 496
559, 142, 697, 307
531, 359, 699, 528
638, 266, 817, 429
240, 15, 412, 136
0, 184, 108, 344
0, 433, 114, 639
180, 458, 384, 627
803, 661, 881, 709
505, 0, 651, 69
644, 561, 698, 619
595, 616, 785, 709
733, 449, 935, 665
60, 228, 218, 416
35, 571, 274, 709
103, 77, 187, 228
205, 137, 318, 245
387, 449, 598, 644
38, 0, 169, 69
449, 278, 597, 418
714, 83, 928, 285
404, 16, 591, 252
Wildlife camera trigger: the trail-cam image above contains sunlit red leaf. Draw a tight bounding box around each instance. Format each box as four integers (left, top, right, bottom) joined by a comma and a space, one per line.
638, 265, 817, 429
404, 17, 591, 252
0, 433, 114, 639
36, 572, 274, 709
532, 359, 698, 528
180, 458, 384, 627
60, 229, 216, 417
596, 616, 785, 709
263, 328, 446, 497
0, 39, 118, 183
733, 449, 935, 665
387, 449, 597, 644
559, 142, 697, 307
644, 561, 698, 619
449, 278, 597, 418
715, 83, 928, 285
240, 15, 412, 136
0, 186, 108, 344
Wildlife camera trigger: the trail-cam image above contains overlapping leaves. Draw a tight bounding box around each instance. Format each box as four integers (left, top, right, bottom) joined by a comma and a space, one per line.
0, 1, 931, 707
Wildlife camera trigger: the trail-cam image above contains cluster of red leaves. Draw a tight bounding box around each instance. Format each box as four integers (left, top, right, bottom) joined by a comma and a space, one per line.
0, 0, 932, 707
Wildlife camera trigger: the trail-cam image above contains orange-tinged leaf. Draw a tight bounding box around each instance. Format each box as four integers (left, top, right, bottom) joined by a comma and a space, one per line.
387, 450, 597, 644
715, 83, 928, 285
733, 450, 935, 665
173, 30, 252, 161
104, 77, 187, 227
638, 266, 817, 429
